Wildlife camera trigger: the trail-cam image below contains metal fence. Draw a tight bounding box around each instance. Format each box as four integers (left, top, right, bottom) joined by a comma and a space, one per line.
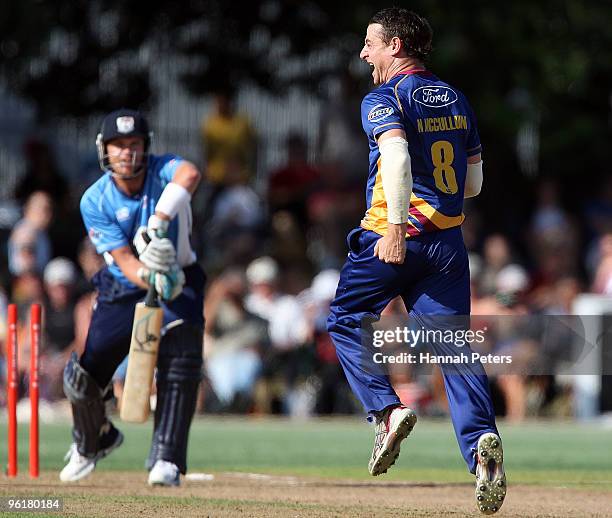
0, 59, 323, 204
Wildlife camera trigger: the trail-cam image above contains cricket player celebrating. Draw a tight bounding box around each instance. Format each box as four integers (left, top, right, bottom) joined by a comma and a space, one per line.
326, 9, 506, 514
60, 109, 205, 486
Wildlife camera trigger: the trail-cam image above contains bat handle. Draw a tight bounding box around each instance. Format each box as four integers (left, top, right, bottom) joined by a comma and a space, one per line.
144, 282, 159, 307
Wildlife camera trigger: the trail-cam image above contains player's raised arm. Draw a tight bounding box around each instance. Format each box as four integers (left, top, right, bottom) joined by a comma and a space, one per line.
169, 161, 201, 194
132, 159, 201, 298
141, 160, 201, 241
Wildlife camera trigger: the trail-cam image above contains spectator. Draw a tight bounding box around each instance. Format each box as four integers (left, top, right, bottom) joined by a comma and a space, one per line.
204, 269, 268, 412
41, 257, 78, 400
14, 138, 68, 208
530, 179, 569, 239
245, 257, 309, 349
584, 176, 612, 240
268, 132, 320, 231
209, 175, 263, 230
43, 258, 77, 353
527, 179, 579, 302
74, 237, 104, 298
495, 263, 530, 309
8, 191, 53, 276
481, 264, 534, 422
592, 233, 612, 294
207, 174, 265, 266
11, 272, 44, 308
301, 269, 357, 415
478, 234, 513, 296
245, 256, 310, 414
268, 211, 310, 274
550, 277, 581, 315
201, 91, 257, 190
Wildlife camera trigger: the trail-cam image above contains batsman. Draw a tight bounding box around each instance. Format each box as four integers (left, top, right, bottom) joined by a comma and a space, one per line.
60, 109, 205, 486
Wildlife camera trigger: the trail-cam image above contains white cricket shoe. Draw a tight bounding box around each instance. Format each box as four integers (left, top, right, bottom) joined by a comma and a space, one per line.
368, 405, 417, 476
60, 444, 97, 482
148, 460, 180, 486
59, 425, 123, 482
475, 432, 506, 515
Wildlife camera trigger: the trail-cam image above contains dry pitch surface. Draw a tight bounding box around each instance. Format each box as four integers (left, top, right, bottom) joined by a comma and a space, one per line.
1, 471, 611, 517
1, 418, 611, 517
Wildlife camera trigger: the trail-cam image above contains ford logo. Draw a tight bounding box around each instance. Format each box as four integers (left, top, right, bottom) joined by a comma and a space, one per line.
412, 86, 458, 108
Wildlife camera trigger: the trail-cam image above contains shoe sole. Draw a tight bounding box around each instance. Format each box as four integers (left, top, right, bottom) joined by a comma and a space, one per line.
59, 458, 96, 482
148, 464, 180, 487
475, 432, 506, 515
60, 431, 124, 483
369, 410, 417, 476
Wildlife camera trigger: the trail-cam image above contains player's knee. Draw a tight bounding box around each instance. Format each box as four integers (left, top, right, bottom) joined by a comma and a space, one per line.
158, 356, 203, 383
63, 352, 104, 403
327, 312, 374, 333
159, 322, 203, 359
158, 323, 203, 383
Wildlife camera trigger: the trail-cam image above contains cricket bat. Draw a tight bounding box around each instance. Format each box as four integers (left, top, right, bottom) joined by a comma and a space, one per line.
120, 284, 163, 423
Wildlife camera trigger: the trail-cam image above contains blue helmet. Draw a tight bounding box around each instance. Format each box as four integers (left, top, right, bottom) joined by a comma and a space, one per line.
95, 109, 153, 178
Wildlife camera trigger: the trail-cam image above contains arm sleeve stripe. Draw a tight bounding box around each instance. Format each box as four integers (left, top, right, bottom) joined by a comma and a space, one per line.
373, 122, 404, 136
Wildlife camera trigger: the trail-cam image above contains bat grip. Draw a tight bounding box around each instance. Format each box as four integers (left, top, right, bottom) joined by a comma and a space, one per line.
144, 282, 159, 307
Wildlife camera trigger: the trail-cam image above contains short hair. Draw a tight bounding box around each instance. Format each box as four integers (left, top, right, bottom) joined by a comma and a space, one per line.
369, 8, 433, 61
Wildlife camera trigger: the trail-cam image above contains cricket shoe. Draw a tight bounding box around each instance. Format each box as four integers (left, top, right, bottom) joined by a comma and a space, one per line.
59, 423, 124, 482
475, 432, 506, 515
148, 460, 181, 486
368, 405, 417, 476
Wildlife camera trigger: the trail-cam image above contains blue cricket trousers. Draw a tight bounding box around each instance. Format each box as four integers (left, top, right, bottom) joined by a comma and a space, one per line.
327, 226, 498, 473
80, 264, 206, 389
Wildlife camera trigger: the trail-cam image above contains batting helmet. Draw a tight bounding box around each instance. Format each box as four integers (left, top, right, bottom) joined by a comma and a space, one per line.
96, 109, 153, 178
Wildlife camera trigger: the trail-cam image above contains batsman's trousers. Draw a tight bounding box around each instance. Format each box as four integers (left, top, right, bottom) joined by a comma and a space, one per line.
327, 226, 497, 473
80, 264, 206, 388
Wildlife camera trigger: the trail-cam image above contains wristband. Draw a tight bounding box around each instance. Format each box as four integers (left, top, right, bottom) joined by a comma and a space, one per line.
155, 182, 191, 219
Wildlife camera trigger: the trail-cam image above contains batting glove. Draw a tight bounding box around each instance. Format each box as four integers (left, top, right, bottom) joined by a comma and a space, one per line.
133, 215, 170, 253
146, 214, 170, 238
133, 214, 177, 272
134, 230, 177, 272
138, 264, 185, 301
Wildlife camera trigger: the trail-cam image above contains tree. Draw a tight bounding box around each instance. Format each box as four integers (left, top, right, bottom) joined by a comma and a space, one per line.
1, 0, 610, 192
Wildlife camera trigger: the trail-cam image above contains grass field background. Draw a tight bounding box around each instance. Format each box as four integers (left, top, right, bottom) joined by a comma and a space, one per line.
1, 417, 611, 488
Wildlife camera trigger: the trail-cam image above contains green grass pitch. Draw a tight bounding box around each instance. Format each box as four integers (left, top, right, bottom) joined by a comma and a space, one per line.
2, 417, 611, 488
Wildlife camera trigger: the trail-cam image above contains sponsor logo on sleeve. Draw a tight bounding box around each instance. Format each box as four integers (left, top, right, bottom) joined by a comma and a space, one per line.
412, 86, 458, 108
368, 104, 394, 123
88, 227, 101, 243
115, 207, 130, 222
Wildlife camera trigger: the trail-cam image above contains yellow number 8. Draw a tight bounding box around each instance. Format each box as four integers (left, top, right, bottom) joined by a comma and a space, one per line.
431, 140, 458, 194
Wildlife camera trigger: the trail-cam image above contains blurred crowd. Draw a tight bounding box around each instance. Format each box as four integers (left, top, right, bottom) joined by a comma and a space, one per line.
1, 90, 612, 422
